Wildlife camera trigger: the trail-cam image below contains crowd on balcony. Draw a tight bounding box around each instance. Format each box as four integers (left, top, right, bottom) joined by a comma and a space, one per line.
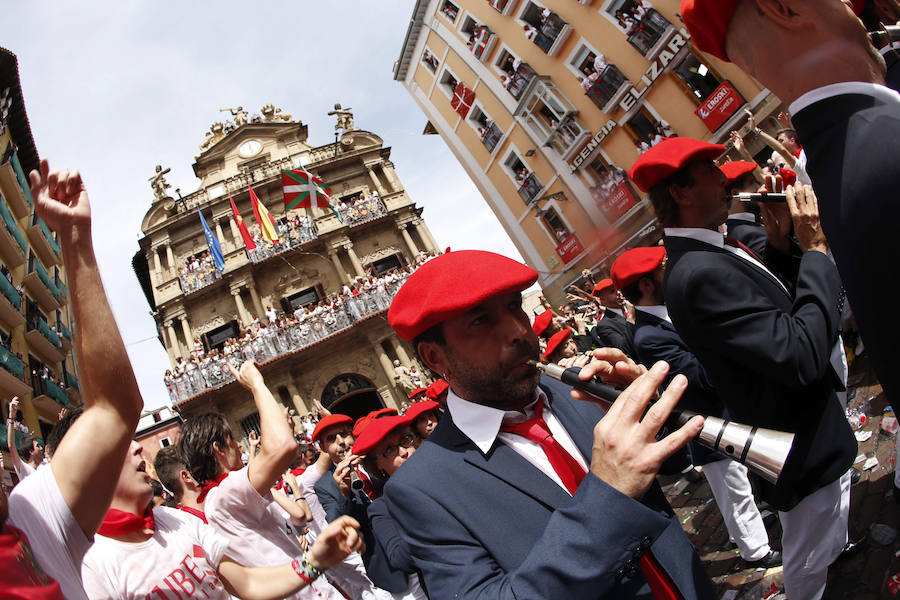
247, 213, 319, 263
163, 260, 437, 403
335, 190, 387, 225
633, 119, 677, 155
177, 251, 221, 294
613, 0, 653, 36
580, 53, 610, 91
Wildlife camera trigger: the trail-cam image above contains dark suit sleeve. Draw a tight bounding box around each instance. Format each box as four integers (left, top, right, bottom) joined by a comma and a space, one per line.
385, 474, 673, 599
677, 251, 841, 389
590, 321, 634, 357
369, 498, 415, 574
314, 477, 353, 523
634, 329, 714, 393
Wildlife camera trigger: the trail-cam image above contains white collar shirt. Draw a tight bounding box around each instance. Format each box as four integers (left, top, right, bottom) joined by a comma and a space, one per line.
728, 212, 757, 223
789, 81, 900, 115
634, 304, 671, 324
447, 386, 589, 495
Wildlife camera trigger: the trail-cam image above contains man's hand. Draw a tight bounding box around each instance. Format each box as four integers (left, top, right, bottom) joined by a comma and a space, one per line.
28, 160, 92, 240
730, 130, 746, 154
8, 396, 19, 418
332, 454, 361, 498
786, 184, 828, 254
590, 362, 704, 499
309, 516, 365, 569
571, 347, 646, 396
228, 361, 266, 392
777, 111, 792, 129
558, 354, 591, 369
745, 108, 756, 132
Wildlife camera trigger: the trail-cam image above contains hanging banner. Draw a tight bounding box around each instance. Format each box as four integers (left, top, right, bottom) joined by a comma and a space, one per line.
592, 179, 638, 223
555, 234, 584, 264
695, 81, 745, 132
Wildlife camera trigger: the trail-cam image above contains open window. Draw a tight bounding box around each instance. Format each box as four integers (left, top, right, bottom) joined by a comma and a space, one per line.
623, 105, 674, 154
439, 0, 459, 22
495, 49, 536, 100
604, 0, 671, 57
520, 80, 589, 159
439, 69, 460, 97
461, 15, 496, 61
203, 320, 240, 353
672, 52, 723, 102
469, 106, 504, 152
422, 48, 440, 73
538, 207, 572, 242
517, 2, 572, 56
488, 0, 518, 15
504, 153, 543, 204
283, 285, 325, 313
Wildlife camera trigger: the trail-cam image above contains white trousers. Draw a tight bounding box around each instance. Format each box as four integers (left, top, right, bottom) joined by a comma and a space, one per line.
702, 459, 771, 561
778, 472, 851, 600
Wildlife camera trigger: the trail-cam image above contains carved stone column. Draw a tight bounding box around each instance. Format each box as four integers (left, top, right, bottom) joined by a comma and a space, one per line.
180, 317, 194, 351
381, 162, 401, 192
215, 219, 226, 249
414, 219, 439, 253
367, 168, 387, 196
328, 248, 348, 282
164, 320, 179, 365
248, 282, 265, 319
229, 217, 241, 247
232, 288, 251, 327
375, 342, 397, 391
165, 244, 175, 273
399, 224, 418, 258
391, 338, 413, 367
344, 243, 365, 277
286, 382, 309, 414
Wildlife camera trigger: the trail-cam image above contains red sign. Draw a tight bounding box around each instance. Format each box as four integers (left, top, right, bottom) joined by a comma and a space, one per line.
555, 234, 584, 264
695, 81, 744, 132
592, 180, 638, 223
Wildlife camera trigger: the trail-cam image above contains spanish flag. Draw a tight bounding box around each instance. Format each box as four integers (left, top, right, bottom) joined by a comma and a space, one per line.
248, 184, 279, 243
229, 195, 256, 251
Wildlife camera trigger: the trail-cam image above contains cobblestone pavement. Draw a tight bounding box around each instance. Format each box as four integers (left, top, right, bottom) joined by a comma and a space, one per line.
657, 355, 897, 599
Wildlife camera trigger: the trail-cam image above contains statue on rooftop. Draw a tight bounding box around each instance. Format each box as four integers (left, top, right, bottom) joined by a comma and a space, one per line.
221, 106, 248, 126
328, 103, 356, 132
199, 122, 225, 152
149, 165, 172, 203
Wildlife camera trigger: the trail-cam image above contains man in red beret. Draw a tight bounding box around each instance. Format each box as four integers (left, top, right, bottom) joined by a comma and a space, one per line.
383, 249, 714, 599
587, 278, 638, 358
611, 246, 780, 570
631, 136, 856, 599
682, 0, 900, 433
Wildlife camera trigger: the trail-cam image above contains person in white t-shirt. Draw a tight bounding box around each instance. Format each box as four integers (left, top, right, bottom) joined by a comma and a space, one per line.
81, 439, 364, 599
0, 161, 145, 599
179, 361, 345, 599
4, 397, 43, 481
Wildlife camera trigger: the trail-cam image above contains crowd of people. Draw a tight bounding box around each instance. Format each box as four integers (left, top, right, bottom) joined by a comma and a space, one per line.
334, 190, 387, 226
177, 250, 221, 294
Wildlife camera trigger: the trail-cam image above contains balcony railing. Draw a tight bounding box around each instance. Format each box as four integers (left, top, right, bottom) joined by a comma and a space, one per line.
533, 12, 567, 54
35, 217, 61, 257
586, 64, 629, 110
339, 198, 387, 227
0, 344, 24, 381
0, 197, 27, 255
480, 123, 503, 152
10, 154, 34, 210
627, 8, 671, 56
179, 267, 223, 295
247, 220, 320, 264
517, 173, 543, 204
60, 323, 72, 342
30, 316, 61, 348
0, 273, 21, 311
167, 279, 409, 404
64, 370, 79, 391
45, 379, 69, 406
506, 63, 536, 100
32, 260, 61, 303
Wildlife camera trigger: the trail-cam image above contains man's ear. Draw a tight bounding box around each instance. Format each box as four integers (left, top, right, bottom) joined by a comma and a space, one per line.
668, 181, 692, 209
417, 341, 449, 380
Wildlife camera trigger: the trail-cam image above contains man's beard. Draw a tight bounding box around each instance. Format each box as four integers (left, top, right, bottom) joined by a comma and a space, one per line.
444, 339, 541, 410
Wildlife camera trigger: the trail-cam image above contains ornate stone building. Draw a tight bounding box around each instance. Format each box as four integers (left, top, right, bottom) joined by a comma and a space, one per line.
134, 104, 439, 438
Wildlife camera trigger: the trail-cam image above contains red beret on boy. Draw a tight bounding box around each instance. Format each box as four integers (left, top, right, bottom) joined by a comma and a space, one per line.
611, 246, 667, 290
388, 250, 538, 341
592, 278, 614, 296
425, 379, 450, 400
629, 137, 726, 192
311, 414, 354, 443
543, 329, 572, 360
408, 387, 428, 400
719, 161, 757, 185
532, 310, 553, 336
404, 400, 441, 422
351, 414, 414, 457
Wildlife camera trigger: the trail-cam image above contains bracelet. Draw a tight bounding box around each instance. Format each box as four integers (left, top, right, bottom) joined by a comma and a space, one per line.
302, 550, 326, 577
290, 558, 315, 584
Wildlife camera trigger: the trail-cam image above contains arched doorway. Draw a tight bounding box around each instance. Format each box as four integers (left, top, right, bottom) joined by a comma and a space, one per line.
321, 373, 384, 421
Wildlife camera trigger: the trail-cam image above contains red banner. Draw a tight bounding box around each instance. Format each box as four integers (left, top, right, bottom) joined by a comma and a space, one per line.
695, 81, 744, 132
592, 180, 637, 223
555, 234, 584, 264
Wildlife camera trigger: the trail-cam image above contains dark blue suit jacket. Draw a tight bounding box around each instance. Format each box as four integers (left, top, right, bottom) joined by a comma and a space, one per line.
793, 90, 900, 403
632, 309, 726, 466
382, 375, 716, 600
663, 235, 856, 511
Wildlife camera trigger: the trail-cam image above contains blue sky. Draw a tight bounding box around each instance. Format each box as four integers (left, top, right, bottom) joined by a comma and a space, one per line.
4, 2, 523, 409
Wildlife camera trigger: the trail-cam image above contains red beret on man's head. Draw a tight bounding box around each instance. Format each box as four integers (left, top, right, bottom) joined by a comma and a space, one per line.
404, 400, 441, 422
351, 414, 414, 457
543, 329, 572, 360
611, 246, 667, 290
532, 310, 553, 336
425, 379, 450, 400
388, 250, 538, 341
719, 161, 757, 185
311, 414, 354, 443
592, 278, 614, 296
629, 137, 726, 193
408, 387, 428, 400
680, 0, 741, 62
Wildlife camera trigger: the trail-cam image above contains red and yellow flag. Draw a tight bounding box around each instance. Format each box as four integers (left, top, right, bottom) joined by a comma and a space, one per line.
229, 195, 256, 251
248, 185, 279, 243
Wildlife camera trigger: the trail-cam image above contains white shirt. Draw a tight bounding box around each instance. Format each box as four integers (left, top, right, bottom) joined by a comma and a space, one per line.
789, 81, 900, 115
664, 227, 789, 295
7, 464, 92, 600
81, 507, 231, 599
447, 387, 588, 495
634, 305, 671, 324
727, 212, 757, 223
13, 459, 36, 481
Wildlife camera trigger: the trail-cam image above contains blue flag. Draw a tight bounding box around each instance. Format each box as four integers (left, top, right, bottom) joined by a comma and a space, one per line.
198, 208, 225, 271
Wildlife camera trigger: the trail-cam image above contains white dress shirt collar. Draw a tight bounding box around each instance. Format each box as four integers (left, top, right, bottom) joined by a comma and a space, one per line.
634, 304, 671, 323
789, 81, 900, 115
447, 386, 547, 454
728, 212, 757, 223
664, 227, 725, 248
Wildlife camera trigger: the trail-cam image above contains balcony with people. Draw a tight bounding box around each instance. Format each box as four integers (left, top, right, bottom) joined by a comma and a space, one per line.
24, 255, 61, 312
0, 264, 23, 329
519, 3, 571, 56
581, 53, 629, 111
27, 214, 61, 267
498, 53, 536, 101
0, 194, 26, 268
246, 211, 321, 264
25, 305, 64, 364
609, 1, 672, 57
31, 364, 70, 412
0, 151, 35, 218
0, 337, 30, 398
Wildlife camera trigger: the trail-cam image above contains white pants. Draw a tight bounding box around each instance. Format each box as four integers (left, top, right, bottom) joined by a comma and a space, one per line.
702, 459, 771, 560
778, 472, 851, 600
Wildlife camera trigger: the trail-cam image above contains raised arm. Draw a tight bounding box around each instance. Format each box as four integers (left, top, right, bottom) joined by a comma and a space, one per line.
29, 160, 144, 538
5, 397, 24, 472
228, 361, 297, 495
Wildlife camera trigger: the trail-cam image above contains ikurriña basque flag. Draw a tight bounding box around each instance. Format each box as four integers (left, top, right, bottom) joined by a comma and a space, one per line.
197, 208, 225, 271
282, 169, 332, 209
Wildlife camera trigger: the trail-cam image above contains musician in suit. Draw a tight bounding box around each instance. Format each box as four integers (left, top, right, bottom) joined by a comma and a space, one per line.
629, 136, 856, 600
720, 161, 766, 257
382, 249, 715, 599
610, 245, 780, 569
681, 0, 900, 427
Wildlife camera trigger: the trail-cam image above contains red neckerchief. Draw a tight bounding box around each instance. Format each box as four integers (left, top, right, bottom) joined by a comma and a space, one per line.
97, 507, 155, 537
197, 472, 229, 503
179, 506, 208, 524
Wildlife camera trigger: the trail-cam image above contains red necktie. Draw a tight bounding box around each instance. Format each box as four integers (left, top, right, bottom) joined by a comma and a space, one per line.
354, 465, 378, 502
501, 402, 682, 600
724, 236, 762, 263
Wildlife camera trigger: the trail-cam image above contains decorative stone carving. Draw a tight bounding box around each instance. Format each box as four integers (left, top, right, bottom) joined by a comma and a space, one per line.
197, 315, 226, 335
328, 103, 356, 132
149, 165, 172, 203
261, 104, 293, 122
199, 122, 225, 152
221, 106, 248, 126
360, 245, 401, 264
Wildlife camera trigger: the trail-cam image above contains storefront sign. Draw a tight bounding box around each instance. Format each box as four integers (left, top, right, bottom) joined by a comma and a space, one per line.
593, 180, 638, 223
568, 119, 617, 173
555, 234, 585, 264
619, 28, 691, 113
695, 81, 745, 132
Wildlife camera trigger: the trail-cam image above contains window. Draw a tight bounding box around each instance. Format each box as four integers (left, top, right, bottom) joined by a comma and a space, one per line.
504, 153, 543, 204
422, 48, 440, 73
539, 207, 572, 242
605, 1, 671, 56
203, 320, 239, 352
159, 437, 171, 448
439, 0, 459, 22
520, 80, 588, 158
439, 70, 459, 96
469, 106, 504, 152
284, 285, 323, 312
488, 0, 517, 14
460, 16, 495, 61
370, 253, 404, 275
518, 2, 571, 55
239, 412, 261, 439
276, 386, 293, 409
623, 106, 674, 154
672, 53, 722, 102
585, 64, 629, 111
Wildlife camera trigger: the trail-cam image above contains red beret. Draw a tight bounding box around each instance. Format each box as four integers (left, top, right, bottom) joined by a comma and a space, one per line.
628, 137, 726, 192
404, 400, 441, 422
388, 250, 538, 341
780, 168, 797, 187
719, 161, 757, 185
680, 0, 740, 62
611, 246, 667, 290
532, 310, 553, 336
352, 415, 373, 438
311, 414, 354, 443
592, 278, 614, 296
351, 414, 414, 456
370, 408, 399, 419
425, 379, 449, 400
544, 329, 572, 360
408, 387, 428, 400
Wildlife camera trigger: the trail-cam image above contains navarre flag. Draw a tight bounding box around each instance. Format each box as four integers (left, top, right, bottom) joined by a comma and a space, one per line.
229, 195, 256, 251
197, 208, 225, 271
451, 82, 475, 118
248, 184, 279, 243
282, 169, 332, 210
